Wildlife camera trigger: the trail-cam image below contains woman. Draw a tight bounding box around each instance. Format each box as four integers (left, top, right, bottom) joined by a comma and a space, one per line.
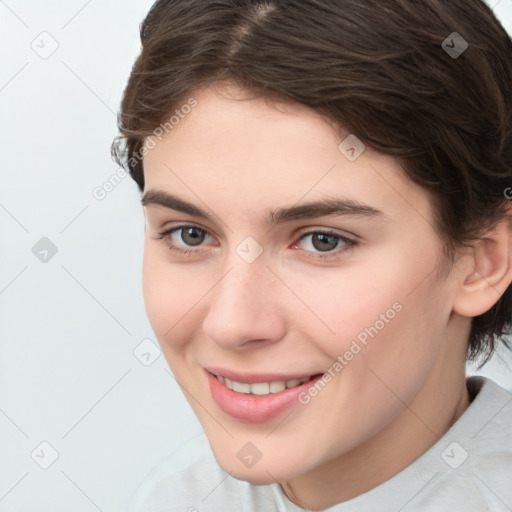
112, 1, 512, 509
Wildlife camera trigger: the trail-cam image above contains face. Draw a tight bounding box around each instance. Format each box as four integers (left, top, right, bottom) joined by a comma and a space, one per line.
141, 83, 465, 484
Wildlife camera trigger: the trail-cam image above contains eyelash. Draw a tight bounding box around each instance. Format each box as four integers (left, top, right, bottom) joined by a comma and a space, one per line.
156, 224, 357, 261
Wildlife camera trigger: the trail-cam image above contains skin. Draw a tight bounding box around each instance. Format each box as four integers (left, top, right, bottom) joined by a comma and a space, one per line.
140, 82, 512, 510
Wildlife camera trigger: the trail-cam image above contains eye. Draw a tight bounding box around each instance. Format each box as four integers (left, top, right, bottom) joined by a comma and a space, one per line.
156, 225, 357, 260
294, 230, 356, 260
157, 225, 214, 255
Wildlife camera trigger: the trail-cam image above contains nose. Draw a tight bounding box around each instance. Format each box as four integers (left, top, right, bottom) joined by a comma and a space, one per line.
202, 252, 287, 351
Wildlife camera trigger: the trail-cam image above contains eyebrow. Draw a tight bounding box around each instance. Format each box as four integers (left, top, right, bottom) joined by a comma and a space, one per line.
141, 189, 385, 226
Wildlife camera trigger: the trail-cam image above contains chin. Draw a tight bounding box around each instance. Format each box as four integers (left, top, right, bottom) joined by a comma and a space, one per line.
211, 447, 306, 485
230, 469, 280, 485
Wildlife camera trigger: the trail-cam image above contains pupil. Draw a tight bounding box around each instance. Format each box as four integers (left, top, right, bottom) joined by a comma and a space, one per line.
183, 227, 204, 246
313, 233, 337, 252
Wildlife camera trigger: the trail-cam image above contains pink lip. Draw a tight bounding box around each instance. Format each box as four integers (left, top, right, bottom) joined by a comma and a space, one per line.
205, 369, 323, 423
205, 366, 316, 384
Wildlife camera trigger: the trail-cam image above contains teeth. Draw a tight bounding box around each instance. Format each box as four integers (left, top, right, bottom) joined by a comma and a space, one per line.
218, 374, 313, 395
232, 381, 251, 394
250, 382, 270, 395
269, 381, 286, 393
286, 379, 301, 388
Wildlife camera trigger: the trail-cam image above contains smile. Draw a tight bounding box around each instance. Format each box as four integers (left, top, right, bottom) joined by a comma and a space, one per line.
206, 369, 324, 422
215, 374, 315, 395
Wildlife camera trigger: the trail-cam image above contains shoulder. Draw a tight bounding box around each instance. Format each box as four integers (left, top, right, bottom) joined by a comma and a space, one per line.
463, 375, 512, 444
413, 377, 512, 511
127, 434, 247, 512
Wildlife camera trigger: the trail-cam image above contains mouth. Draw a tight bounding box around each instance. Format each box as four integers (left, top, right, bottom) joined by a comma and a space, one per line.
211, 372, 321, 396
205, 368, 325, 422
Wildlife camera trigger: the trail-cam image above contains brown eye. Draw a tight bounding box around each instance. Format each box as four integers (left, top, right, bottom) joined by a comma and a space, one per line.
295, 230, 356, 260
179, 227, 207, 246
310, 233, 339, 252
157, 224, 214, 255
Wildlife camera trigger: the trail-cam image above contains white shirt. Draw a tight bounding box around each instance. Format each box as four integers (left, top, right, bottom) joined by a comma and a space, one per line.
128, 376, 512, 511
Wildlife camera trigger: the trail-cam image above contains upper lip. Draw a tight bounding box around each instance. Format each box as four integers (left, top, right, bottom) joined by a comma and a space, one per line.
205, 366, 321, 384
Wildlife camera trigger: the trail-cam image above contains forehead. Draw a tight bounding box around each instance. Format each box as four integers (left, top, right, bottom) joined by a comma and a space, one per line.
142, 84, 433, 227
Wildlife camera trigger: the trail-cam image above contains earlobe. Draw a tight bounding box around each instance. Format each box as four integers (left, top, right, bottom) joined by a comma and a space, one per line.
452, 213, 512, 318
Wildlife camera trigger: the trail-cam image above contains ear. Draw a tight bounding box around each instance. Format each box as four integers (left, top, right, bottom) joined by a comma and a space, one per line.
453, 206, 512, 318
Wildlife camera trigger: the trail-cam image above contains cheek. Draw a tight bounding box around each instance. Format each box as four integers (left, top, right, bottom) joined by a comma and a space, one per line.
295, 245, 448, 376
287, 253, 409, 354
335, 278, 450, 425
142, 248, 204, 348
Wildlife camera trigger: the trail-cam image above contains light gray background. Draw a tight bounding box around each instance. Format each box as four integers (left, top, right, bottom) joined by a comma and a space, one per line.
1, 1, 511, 510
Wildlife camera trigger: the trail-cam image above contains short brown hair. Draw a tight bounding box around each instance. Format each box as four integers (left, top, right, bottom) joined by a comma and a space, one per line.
112, 0, 512, 366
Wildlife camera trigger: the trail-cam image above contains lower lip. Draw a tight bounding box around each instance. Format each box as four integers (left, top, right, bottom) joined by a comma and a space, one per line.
206, 371, 323, 422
